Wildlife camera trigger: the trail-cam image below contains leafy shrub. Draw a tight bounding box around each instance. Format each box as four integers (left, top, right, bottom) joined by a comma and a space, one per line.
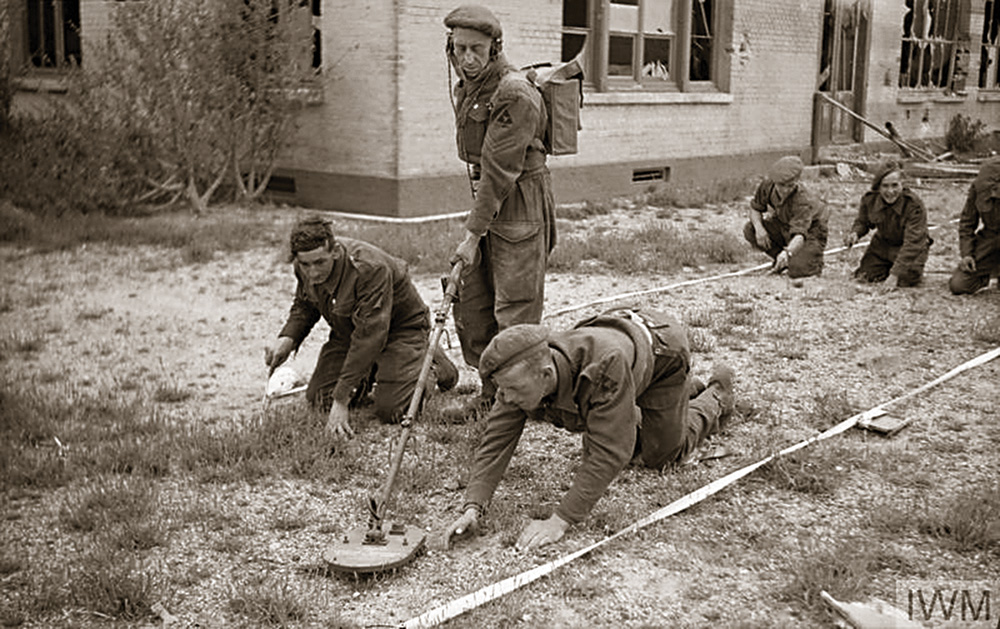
945, 114, 988, 153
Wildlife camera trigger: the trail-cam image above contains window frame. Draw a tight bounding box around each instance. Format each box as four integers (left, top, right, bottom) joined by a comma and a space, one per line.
562, 0, 730, 94
897, 0, 966, 92
20, 0, 82, 73
980, 0, 1000, 90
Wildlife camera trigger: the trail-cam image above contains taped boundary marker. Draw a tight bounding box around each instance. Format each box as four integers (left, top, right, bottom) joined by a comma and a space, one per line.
402, 345, 1000, 629
545, 218, 960, 321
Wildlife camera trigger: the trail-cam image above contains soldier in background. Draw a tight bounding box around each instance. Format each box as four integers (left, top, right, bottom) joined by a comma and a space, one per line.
843, 159, 932, 287
949, 157, 1000, 295
744, 156, 828, 278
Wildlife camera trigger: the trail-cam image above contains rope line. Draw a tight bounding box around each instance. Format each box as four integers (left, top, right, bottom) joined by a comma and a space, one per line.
401, 345, 1000, 628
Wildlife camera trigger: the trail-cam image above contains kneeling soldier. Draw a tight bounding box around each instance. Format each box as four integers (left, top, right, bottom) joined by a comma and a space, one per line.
439, 309, 735, 552
264, 217, 458, 439
949, 157, 1000, 295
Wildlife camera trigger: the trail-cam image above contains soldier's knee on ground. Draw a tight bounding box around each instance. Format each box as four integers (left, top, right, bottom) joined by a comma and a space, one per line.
895, 269, 923, 287
788, 250, 823, 278
949, 270, 986, 295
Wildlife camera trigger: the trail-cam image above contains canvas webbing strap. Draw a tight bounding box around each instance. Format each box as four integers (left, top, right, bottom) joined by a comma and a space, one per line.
401, 345, 1000, 628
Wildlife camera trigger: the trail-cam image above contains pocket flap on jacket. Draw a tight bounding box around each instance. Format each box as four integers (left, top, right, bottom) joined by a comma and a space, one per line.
490, 220, 541, 243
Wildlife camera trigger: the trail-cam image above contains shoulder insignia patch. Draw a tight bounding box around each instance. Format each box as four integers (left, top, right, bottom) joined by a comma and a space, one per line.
496, 109, 514, 127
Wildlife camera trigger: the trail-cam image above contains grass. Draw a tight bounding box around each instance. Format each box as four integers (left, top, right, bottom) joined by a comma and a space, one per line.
550, 220, 747, 274
2, 177, 998, 627
971, 312, 1000, 344
917, 482, 1000, 553
640, 177, 755, 210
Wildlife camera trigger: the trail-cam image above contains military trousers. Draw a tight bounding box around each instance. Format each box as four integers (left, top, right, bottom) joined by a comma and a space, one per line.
306, 324, 428, 423
455, 169, 554, 392
949, 232, 1000, 295
628, 311, 724, 469
853, 235, 930, 287
743, 219, 827, 278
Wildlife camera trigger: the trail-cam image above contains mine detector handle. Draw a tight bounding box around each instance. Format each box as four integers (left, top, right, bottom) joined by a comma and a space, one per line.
365, 261, 464, 541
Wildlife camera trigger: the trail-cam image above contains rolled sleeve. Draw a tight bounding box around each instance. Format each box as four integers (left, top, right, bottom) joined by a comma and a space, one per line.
787, 190, 820, 238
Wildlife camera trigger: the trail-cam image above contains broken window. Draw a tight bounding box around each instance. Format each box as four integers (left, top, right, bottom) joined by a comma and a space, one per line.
25, 0, 81, 69
980, 0, 1000, 88
898, 0, 963, 90
561, 0, 724, 91
690, 0, 713, 81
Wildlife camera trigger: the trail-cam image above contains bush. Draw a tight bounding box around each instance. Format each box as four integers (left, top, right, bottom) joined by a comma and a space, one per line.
0, 110, 154, 216
945, 114, 988, 153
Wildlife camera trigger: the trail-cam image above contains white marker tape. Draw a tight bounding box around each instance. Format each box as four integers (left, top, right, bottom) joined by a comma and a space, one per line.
402, 345, 1000, 628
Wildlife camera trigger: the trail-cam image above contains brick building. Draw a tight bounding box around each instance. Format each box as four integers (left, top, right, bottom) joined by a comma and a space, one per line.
8, 0, 1000, 217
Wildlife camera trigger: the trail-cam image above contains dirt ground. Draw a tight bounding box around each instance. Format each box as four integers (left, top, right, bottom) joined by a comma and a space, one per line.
2, 173, 999, 628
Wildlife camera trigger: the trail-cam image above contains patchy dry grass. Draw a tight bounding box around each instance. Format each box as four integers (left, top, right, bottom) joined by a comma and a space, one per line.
1, 177, 998, 627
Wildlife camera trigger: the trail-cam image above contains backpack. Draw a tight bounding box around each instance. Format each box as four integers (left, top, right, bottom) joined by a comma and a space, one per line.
521, 57, 584, 156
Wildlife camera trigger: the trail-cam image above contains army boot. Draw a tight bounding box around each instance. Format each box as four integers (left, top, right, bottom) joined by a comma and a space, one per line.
431, 345, 459, 392
706, 363, 736, 431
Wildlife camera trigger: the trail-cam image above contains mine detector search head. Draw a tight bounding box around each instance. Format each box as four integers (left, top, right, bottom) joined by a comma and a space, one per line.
323, 261, 465, 574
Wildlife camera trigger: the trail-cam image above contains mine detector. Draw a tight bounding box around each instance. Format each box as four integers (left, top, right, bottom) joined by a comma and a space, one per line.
322, 262, 464, 574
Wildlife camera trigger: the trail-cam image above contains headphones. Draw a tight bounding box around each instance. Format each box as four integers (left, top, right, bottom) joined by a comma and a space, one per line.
446, 31, 502, 60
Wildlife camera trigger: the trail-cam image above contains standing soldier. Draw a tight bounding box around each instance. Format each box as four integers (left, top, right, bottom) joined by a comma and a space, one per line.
264, 217, 458, 439
444, 4, 556, 419
744, 156, 829, 278
949, 157, 1000, 295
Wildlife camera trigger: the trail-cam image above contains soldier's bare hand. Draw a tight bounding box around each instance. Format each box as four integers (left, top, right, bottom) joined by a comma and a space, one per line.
754, 227, 771, 250
325, 402, 354, 441
435, 507, 480, 550
516, 514, 570, 552
959, 256, 977, 273
264, 336, 295, 374
772, 249, 790, 274
451, 231, 480, 267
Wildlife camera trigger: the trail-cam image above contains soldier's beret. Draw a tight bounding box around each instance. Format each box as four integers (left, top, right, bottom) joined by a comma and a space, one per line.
768, 156, 804, 184
444, 4, 502, 39
479, 324, 550, 380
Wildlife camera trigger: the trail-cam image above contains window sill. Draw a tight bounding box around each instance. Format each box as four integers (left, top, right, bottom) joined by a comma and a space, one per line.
896, 90, 966, 104
977, 90, 1000, 102
585, 90, 733, 106
12, 76, 69, 93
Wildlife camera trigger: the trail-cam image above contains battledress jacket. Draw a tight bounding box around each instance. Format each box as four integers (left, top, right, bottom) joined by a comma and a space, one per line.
750, 180, 827, 242
849, 188, 931, 275
958, 158, 1000, 262
454, 62, 556, 246
278, 238, 429, 406
464, 319, 657, 524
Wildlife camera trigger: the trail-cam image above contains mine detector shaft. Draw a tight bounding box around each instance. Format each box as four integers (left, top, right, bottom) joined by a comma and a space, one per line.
324, 262, 464, 573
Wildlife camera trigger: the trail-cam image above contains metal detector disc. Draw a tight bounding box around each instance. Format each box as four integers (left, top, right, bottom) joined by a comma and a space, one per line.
323, 523, 425, 574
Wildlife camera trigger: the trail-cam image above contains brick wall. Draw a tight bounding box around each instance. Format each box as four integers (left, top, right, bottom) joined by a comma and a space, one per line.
863, 1, 1000, 145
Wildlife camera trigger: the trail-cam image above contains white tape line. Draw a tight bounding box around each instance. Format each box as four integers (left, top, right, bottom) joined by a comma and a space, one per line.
318, 209, 468, 225
402, 345, 1000, 629
546, 218, 960, 320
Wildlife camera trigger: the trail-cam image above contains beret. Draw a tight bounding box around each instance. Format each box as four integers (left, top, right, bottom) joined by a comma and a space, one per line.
479, 324, 549, 380
444, 4, 502, 39
869, 158, 904, 191
768, 156, 804, 184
